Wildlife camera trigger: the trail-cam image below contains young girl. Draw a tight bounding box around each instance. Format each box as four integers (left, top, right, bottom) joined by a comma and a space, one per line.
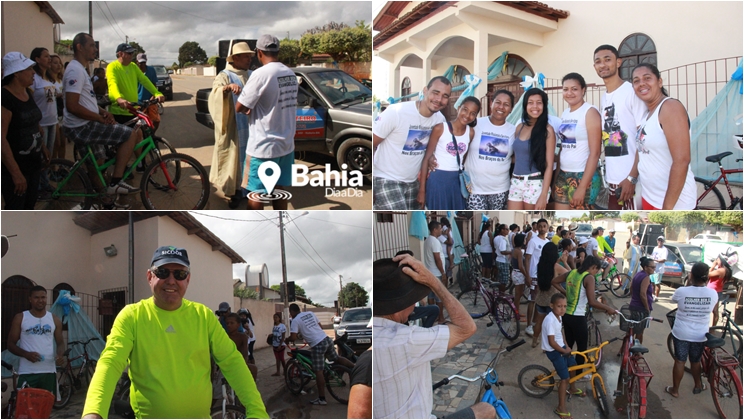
508, 88, 555, 210
707, 254, 733, 326
272, 312, 287, 376
511, 233, 529, 321
418, 96, 480, 210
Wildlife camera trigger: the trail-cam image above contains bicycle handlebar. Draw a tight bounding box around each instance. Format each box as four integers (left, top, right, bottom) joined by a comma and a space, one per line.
433, 339, 525, 390
615, 311, 663, 325
68, 337, 100, 347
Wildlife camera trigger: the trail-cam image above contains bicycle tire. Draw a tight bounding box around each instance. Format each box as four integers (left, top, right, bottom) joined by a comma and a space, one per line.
666, 333, 675, 361
457, 289, 489, 318
587, 318, 602, 367
629, 374, 645, 419
210, 404, 246, 419
709, 326, 743, 374
284, 359, 308, 395
518, 364, 554, 398
616, 368, 628, 414
140, 137, 178, 184
593, 375, 611, 418
695, 177, 726, 210
325, 364, 351, 405
609, 272, 632, 298
36, 159, 93, 210
53, 368, 74, 409
710, 363, 743, 419
140, 152, 209, 210
494, 297, 520, 340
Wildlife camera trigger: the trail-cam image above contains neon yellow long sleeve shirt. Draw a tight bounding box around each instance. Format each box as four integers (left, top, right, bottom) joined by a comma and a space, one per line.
82, 297, 268, 419
106, 60, 162, 116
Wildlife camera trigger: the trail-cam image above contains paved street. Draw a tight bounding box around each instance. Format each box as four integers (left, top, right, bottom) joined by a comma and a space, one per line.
430, 282, 736, 419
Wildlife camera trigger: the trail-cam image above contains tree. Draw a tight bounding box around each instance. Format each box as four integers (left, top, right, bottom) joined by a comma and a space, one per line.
208, 56, 219, 67
621, 212, 640, 223
170, 62, 179, 70
234, 285, 258, 308
129, 41, 145, 54
278, 38, 303, 68
300, 20, 372, 62
55, 40, 72, 55
270, 283, 308, 299
338, 282, 368, 308
178, 41, 207, 68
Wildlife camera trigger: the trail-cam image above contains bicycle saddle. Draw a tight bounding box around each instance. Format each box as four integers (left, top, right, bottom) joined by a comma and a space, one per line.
704, 333, 726, 348
629, 345, 649, 355
706, 151, 733, 163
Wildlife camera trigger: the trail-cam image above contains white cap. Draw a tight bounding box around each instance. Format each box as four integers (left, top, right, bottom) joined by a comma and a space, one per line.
2, 52, 35, 79
579, 237, 590, 245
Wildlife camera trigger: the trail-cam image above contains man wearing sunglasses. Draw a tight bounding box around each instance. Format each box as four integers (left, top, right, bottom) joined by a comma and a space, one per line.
82, 246, 269, 419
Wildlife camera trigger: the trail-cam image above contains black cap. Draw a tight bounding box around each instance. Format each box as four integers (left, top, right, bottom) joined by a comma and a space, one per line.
116, 43, 136, 54
150, 246, 190, 268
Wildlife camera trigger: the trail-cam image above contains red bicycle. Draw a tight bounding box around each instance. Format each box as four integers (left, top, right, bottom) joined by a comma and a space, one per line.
695, 145, 743, 210
615, 308, 663, 418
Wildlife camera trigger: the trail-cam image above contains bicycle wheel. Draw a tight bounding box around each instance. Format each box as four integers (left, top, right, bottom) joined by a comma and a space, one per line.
284, 359, 308, 395
518, 364, 554, 398
457, 289, 489, 317
609, 272, 632, 298
695, 177, 726, 209
587, 318, 602, 367
54, 368, 74, 409
494, 297, 520, 340
709, 326, 743, 370
593, 375, 611, 418
325, 364, 351, 405
628, 375, 645, 419
140, 153, 209, 210
210, 404, 246, 419
140, 137, 178, 179
36, 159, 93, 210
667, 333, 675, 361
709, 363, 743, 419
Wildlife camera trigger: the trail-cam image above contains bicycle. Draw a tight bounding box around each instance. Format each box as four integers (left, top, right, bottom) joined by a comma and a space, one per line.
585, 301, 604, 367
456, 269, 520, 340
614, 309, 663, 419
695, 149, 743, 210
210, 376, 245, 419
54, 337, 100, 409
433, 339, 526, 419
666, 309, 742, 418
518, 337, 620, 418
597, 254, 632, 298
709, 294, 743, 374
36, 98, 209, 210
1, 360, 19, 419
284, 346, 352, 404
1, 360, 55, 419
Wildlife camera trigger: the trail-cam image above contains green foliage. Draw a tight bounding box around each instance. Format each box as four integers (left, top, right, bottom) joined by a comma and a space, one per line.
178, 41, 207, 68
621, 212, 640, 222
129, 41, 145, 54
300, 21, 372, 62
170, 62, 179, 70
648, 211, 707, 226
278, 38, 304, 68
338, 282, 368, 308
55, 40, 73, 55
234, 287, 258, 300
270, 283, 308, 298
208, 56, 219, 67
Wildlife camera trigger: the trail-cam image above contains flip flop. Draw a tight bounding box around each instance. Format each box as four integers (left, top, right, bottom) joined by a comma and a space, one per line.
693, 383, 708, 394
553, 408, 572, 419
664, 386, 678, 398
567, 388, 586, 398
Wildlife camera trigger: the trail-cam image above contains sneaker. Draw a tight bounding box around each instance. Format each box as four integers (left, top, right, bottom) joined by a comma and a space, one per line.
107, 180, 140, 195
309, 398, 327, 406
525, 325, 534, 337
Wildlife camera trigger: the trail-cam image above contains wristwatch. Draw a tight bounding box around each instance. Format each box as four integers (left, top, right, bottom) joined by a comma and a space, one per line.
626, 176, 638, 185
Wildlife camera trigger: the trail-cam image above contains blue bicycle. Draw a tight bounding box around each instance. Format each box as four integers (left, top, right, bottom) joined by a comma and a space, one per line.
433, 339, 526, 418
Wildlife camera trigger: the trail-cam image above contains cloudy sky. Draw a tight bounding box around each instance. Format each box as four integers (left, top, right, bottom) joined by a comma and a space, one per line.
190, 211, 372, 307
50, 1, 372, 65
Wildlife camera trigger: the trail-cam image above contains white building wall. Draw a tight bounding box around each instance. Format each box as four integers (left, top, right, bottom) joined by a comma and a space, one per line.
1, 2, 55, 58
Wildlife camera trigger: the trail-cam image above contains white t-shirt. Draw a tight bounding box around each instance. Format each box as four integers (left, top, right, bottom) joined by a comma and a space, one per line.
289, 311, 327, 347
245, 319, 256, 344
424, 235, 443, 277
651, 246, 669, 275
237, 62, 297, 158
494, 235, 508, 263
31, 73, 58, 126
541, 311, 564, 352
600, 82, 647, 184
433, 122, 470, 171
271, 323, 287, 347
466, 117, 515, 194
636, 98, 697, 209
526, 236, 550, 278
671, 285, 718, 342
585, 237, 600, 257
373, 101, 446, 183
63, 60, 99, 129
18, 311, 56, 375
479, 230, 493, 253
559, 102, 597, 173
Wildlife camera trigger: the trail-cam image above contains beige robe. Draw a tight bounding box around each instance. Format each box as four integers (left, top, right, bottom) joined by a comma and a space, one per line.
208, 64, 249, 196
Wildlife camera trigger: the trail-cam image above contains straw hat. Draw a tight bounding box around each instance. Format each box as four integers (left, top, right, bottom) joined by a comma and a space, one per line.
227, 42, 255, 62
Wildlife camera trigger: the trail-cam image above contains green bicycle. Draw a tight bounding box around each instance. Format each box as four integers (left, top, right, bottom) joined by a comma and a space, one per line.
36, 99, 209, 210
597, 254, 632, 298
284, 346, 352, 404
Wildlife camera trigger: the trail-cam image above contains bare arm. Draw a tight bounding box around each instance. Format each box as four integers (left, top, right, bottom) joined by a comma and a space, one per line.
66, 92, 113, 124
659, 100, 691, 209
573, 108, 601, 207
416, 123, 444, 206
535, 126, 556, 210
235, 100, 252, 116
372, 133, 384, 149
639, 275, 651, 312
551, 271, 571, 295
7, 313, 40, 362
585, 275, 617, 314
1, 106, 27, 196
347, 384, 372, 418
516, 249, 529, 280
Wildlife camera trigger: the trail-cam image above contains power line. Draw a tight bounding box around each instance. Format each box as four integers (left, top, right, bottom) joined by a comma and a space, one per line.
304, 216, 372, 230
103, 2, 128, 42
284, 230, 337, 282
190, 212, 271, 223
149, 2, 237, 26
290, 222, 341, 276
94, 2, 125, 41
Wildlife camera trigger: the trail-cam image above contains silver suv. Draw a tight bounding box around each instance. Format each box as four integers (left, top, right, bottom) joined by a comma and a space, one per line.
334, 307, 371, 353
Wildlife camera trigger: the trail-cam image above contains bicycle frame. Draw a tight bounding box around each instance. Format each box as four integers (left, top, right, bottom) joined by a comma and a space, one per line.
534, 338, 618, 393
698, 166, 742, 207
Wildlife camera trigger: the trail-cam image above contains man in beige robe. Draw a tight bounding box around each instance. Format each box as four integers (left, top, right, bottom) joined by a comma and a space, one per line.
208, 42, 254, 208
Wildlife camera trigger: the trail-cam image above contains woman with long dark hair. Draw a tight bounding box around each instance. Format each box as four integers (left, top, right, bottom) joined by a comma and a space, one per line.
628, 257, 655, 343
479, 219, 494, 280
532, 242, 565, 347
29, 48, 58, 173
507, 88, 555, 210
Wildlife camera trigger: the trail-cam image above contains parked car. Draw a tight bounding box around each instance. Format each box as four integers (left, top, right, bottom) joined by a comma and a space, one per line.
334, 307, 371, 353
195, 67, 372, 181
151, 65, 173, 101
688, 234, 723, 248
575, 223, 593, 240
643, 242, 704, 285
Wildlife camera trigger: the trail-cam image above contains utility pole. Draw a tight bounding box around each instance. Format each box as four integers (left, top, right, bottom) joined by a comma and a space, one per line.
88, 1, 93, 37
279, 212, 290, 332
338, 275, 343, 312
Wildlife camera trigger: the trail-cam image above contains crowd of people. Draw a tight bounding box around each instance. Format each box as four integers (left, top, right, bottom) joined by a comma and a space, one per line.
372, 44, 699, 211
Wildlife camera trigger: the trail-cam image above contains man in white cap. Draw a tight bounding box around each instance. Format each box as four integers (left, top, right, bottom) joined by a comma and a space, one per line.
236, 34, 298, 210
209, 41, 254, 208
136, 53, 161, 132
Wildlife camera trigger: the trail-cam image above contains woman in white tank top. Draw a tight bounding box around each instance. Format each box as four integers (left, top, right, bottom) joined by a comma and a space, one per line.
631, 64, 696, 210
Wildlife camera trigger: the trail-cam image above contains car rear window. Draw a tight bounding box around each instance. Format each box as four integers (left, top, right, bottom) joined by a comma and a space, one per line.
342, 308, 371, 322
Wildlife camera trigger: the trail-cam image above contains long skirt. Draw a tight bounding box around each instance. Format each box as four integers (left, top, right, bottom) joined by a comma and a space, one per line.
425, 169, 466, 210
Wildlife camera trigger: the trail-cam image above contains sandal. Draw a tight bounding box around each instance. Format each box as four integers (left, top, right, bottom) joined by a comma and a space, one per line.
692, 383, 708, 394
553, 408, 572, 419
567, 388, 586, 398
664, 386, 679, 398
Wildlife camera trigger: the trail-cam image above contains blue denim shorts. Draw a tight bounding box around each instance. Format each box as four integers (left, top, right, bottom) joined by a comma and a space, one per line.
546, 347, 576, 380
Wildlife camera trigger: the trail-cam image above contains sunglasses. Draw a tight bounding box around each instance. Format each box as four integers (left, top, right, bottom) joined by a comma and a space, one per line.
151, 267, 190, 280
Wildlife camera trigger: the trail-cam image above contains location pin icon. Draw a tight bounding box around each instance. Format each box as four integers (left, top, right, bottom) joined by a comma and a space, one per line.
258, 161, 281, 195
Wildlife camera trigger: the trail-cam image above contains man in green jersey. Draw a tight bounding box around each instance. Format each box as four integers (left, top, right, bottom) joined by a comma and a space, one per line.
83, 246, 268, 419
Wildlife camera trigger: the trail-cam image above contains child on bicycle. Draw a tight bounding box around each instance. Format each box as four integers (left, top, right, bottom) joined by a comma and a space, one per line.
542, 293, 583, 419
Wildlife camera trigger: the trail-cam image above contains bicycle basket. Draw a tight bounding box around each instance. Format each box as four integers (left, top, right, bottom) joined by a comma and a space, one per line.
15, 387, 55, 419
666, 309, 678, 330
619, 304, 632, 332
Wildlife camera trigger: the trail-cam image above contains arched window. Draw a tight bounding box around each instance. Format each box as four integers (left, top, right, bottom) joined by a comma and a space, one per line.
53, 283, 76, 303
618, 33, 657, 81
451, 65, 470, 86
401, 77, 411, 101
492, 55, 534, 83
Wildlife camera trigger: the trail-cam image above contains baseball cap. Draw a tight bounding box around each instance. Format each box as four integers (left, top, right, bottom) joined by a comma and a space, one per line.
256, 34, 280, 52
136, 53, 147, 63
609, 229, 615, 233
657, 236, 665, 242
116, 43, 136, 54
2, 52, 35, 78
218, 302, 230, 312
150, 246, 190, 268
596, 226, 605, 231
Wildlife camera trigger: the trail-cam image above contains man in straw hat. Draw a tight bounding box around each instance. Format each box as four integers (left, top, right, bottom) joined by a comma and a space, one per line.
209, 41, 255, 208
372, 253, 496, 419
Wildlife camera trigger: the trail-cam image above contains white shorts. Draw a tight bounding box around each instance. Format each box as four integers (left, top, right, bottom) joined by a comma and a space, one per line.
512, 270, 526, 286
508, 176, 549, 205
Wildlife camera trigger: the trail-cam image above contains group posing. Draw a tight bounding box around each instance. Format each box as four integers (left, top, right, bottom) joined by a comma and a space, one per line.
372, 44, 697, 211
